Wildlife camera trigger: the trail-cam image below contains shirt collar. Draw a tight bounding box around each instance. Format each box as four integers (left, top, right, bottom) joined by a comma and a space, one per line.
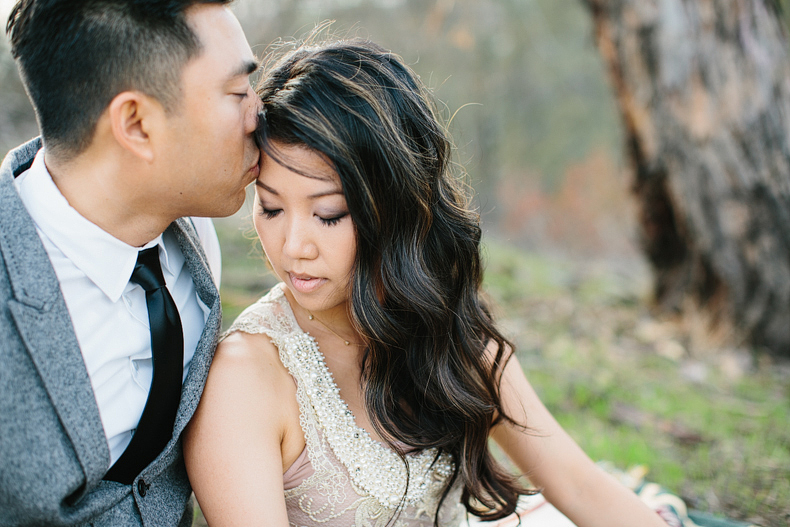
15, 148, 175, 302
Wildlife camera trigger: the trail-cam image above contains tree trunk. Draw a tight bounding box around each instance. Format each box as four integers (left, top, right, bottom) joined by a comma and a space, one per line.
583, 0, 790, 355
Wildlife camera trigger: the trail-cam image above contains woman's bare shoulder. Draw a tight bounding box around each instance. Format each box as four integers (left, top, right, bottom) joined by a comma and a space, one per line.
184, 330, 295, 526
201, 330, 294, 416
186, 328, 296, 445
215, 329, 285, 370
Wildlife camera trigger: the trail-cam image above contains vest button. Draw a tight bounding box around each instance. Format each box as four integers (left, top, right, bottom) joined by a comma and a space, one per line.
137, 479, 148, 497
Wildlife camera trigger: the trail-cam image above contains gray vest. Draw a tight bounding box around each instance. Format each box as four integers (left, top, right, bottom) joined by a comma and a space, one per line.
0, 138, 221, 526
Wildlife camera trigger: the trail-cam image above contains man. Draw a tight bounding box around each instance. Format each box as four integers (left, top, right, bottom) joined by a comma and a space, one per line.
0, 1, 260, 525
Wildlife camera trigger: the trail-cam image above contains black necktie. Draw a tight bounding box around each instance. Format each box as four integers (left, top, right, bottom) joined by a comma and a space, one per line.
104, 247, 184, 485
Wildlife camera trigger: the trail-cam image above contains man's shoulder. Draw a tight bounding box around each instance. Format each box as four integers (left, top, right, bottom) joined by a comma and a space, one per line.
1, 137, 42, 180
0, 137, 58, 300
0, 137, 41, 233
0, 138, 41, 245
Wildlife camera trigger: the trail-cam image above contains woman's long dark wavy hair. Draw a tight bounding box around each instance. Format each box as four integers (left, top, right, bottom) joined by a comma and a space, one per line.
256, 35, 531, 524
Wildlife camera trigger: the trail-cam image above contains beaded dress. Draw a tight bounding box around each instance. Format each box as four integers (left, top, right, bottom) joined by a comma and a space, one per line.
225, 285, 465, 527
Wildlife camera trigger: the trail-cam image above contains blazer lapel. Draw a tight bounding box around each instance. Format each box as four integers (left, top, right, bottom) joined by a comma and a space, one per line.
0, 142, 110, 493
169, 218, 221, 438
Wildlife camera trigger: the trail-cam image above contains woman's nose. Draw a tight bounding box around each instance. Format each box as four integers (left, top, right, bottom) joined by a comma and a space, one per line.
283, 220, 318, 260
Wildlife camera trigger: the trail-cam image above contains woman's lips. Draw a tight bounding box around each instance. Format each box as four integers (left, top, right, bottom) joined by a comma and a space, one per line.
288, 273, 327, 294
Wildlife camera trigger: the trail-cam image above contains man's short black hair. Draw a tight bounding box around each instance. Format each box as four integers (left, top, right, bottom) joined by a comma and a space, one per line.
6, 0, 232, 158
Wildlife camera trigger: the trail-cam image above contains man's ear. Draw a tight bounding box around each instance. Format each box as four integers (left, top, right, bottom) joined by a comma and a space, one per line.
108, 91, 164, 163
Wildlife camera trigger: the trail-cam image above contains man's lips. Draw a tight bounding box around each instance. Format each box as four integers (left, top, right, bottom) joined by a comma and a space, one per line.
245, 151, 261, 181
247, 159, 260, 180
288, 273, 326, 293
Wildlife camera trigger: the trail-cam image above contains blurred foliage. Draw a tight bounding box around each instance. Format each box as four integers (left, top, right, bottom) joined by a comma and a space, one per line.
0, 0, 629, 256
233, 0, 623, 197
482, 238, 790, 527
775, 0, 790, 31
0, 39, 38, 156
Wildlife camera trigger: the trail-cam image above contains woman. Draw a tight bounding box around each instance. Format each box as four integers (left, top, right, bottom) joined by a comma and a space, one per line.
184, 38, 669, 527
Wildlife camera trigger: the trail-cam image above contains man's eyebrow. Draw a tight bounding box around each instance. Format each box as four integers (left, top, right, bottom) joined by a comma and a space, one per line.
232, 59, 260, 78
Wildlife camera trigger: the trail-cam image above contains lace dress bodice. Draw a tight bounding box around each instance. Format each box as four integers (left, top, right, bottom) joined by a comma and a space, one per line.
225, 285, 465, 527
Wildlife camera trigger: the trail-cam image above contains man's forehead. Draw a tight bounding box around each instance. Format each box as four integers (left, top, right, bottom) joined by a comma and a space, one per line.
185, 4, 256, 74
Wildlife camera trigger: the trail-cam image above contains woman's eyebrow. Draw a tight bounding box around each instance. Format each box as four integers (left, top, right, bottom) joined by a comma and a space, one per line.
255, 180, 343, 200
255, 180, 278, 194
307, 189, 344, 199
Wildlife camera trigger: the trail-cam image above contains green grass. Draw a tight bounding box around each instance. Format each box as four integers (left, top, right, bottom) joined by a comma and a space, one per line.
207, 220, 790, 527
481, 238, 790, 527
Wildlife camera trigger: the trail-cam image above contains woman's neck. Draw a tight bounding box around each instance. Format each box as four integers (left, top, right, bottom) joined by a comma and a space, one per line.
282, 285, 364, 351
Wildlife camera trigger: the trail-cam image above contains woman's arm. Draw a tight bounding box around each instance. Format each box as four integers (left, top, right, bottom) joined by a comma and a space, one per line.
490, 349, 668, 527
184, 332, 297, 527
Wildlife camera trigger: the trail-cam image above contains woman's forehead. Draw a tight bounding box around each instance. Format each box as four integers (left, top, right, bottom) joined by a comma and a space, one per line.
263, 144, 336, 178
258, 146, 342, 195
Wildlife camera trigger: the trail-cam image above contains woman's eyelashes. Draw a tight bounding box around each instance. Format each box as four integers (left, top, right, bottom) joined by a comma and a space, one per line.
260, 207, 281, 219
319, 212, 348, 227
257, 203, 348, 227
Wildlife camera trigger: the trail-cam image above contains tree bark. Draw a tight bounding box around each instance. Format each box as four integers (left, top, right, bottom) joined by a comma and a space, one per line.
583, 0, 790, 355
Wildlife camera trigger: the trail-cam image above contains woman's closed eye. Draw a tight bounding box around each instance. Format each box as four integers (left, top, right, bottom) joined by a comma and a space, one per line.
259, 207, 281, 219
319, 212, 348, 227
258, 206, 348, 227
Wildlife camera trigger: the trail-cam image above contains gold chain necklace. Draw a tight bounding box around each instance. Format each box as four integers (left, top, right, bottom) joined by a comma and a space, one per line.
307, 311, 353, 346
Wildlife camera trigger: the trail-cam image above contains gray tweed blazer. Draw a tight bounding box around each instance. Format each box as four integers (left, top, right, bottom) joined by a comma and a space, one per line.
0, 138, 221, 526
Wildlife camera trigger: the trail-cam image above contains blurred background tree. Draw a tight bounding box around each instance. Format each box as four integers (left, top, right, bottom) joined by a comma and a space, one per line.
584, 0, 790, 356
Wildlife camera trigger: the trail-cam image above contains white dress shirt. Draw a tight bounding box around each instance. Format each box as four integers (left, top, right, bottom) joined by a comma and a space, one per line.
14, 148, 221, 466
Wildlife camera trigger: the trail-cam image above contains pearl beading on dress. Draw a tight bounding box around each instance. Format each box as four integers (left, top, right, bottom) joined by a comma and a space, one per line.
283, 332, 454, 510
224, 285, 462, 524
